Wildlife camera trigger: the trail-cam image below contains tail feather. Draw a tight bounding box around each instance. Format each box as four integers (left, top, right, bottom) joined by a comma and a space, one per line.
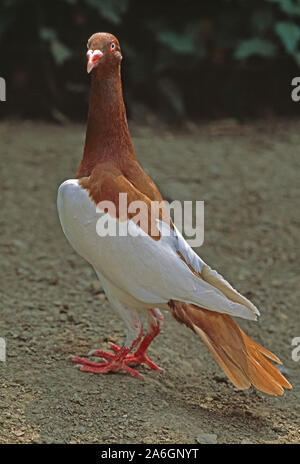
170, 301, 292, 396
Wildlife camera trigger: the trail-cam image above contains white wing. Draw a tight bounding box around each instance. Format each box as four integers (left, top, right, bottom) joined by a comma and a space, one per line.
57, 179, 260, 321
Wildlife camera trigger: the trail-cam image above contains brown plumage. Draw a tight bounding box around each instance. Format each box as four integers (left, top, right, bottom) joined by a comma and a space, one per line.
170, 301, 291, 395
77, 33, 171, 239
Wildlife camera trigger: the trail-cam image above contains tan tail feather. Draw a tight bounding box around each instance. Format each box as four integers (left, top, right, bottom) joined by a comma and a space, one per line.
243, 333, 292, 390
170, 301, 292, 396
193, 325, 252, 389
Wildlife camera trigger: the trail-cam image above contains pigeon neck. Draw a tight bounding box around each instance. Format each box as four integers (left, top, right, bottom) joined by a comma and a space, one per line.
77, 65, 135, 178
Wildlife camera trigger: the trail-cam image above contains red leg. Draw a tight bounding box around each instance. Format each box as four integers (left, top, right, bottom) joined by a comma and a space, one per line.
71, 326, 144, 379
89, 308, 164, 372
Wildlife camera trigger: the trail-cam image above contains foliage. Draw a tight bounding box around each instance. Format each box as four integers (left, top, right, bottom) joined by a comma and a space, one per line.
1, 0, 300, 120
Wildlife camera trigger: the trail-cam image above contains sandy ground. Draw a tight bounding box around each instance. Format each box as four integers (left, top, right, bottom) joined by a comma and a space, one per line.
0, 119, 299, 444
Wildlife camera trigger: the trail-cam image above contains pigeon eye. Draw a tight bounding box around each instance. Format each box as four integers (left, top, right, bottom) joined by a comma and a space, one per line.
110, 42, 116, 51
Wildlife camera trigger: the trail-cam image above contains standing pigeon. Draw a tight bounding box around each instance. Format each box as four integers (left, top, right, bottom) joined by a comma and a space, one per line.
57, 32, 291, 395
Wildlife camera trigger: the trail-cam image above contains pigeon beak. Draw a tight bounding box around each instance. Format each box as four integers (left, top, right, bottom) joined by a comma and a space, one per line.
87, 49, 103, 73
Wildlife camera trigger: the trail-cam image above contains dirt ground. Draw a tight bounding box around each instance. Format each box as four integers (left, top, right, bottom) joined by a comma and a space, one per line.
0, 118, 299, 444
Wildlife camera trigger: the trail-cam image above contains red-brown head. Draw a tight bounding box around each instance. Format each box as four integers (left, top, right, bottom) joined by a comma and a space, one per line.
86, 32, 122, 74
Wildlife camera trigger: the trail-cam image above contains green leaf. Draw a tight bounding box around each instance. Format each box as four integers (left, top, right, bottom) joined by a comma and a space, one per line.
275, 21, 300, 54
85, 0, 129, 24
156, 29, 205, 57
234, 38, 277, 59
51, 39, 72, 65
157, 31, 193, 54
267, 0, 300, 16
39, 27, 56, 42
39, 27, 71, 65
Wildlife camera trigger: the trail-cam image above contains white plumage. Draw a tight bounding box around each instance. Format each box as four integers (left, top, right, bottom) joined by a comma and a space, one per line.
57, 179, 260, 327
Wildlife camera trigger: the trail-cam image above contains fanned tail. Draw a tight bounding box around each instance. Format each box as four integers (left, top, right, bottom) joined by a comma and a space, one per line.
170, 301, 292, 395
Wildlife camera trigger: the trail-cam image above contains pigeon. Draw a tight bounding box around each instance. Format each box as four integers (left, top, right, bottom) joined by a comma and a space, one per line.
57, 32, 292, 395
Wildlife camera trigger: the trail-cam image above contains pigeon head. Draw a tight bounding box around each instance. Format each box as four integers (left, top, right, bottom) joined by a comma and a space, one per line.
86, 32, 122, 74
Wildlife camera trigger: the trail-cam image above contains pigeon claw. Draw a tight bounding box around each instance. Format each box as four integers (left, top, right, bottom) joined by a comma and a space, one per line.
70, 352, 144, 379
90, 343, 163, 371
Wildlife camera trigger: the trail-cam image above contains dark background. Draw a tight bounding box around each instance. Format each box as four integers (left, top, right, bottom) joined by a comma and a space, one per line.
1, 0, 300, 122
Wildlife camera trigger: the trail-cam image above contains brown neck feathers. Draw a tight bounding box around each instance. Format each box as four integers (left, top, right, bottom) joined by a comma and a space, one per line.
77, 64, 135, 178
